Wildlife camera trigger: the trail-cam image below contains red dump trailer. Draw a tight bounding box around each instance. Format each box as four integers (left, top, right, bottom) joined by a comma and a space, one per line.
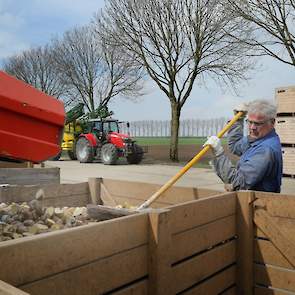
0, 71, 65, 163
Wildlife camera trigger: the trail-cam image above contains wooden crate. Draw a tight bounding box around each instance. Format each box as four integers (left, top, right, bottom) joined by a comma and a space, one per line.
0, 178, 237, 295
275, 85, 295, 114
3, 180, 295, 295
276, 117, 295, 144
282, 147, 295, 175
0, 167, 60, 185
253, 192, 295, 295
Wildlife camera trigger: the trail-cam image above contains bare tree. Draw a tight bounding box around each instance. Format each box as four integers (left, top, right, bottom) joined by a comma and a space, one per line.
52, 24, 145, 114
3, 45, 66, 98
229, 0, 295, 66
97, 0, 256, 161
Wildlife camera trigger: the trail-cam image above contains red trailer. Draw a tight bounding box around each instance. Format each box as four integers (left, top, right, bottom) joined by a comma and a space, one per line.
0, 71, 65, 163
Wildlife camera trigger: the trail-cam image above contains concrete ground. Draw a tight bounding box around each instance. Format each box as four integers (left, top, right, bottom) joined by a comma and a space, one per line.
46, 159, 295, 195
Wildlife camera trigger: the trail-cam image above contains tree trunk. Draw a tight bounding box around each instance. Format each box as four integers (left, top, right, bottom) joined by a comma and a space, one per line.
170, 103, 181, 161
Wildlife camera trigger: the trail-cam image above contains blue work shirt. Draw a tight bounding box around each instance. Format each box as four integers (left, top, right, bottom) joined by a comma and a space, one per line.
212, 121, 283, 193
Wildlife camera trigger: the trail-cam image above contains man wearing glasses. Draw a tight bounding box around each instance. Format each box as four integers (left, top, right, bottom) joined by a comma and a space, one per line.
204, 100, 282, 193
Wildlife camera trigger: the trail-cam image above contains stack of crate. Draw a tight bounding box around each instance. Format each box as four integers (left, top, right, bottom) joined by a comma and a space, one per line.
275, 86, 295, 177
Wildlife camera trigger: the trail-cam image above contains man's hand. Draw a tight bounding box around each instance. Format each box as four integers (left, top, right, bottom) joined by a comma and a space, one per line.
234, 103, 248, 116
203, 136, 224, 157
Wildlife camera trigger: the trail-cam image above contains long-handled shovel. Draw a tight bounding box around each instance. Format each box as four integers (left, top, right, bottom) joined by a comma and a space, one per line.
137, 111, 245, 210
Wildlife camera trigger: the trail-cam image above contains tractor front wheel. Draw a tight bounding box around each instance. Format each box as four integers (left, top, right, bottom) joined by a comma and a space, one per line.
127, 144, 143, 164
76, 137, 94, 163
101, 144, 118, 165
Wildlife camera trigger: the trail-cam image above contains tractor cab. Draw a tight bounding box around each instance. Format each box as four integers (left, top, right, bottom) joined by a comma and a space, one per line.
88, 119, 120, 134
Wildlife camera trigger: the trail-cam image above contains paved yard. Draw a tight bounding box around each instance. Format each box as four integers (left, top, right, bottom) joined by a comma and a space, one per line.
46, 159, 295, 195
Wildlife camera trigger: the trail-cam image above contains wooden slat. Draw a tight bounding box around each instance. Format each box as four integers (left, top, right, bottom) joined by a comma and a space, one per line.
254, 196, 295, 219
0, 167, 60, 185
21, 245, 148, 295
0, 182, 90, 205
276, 85, 295, 113
173, 240, 236, 293
0, 213, 148, 286
102, 178, 220, 206
282, 147, 295, 175
0, 280, 30, 295
220, 286, 237, 295
255, 285, 295, 295
108, 195, 171, 208
255, 226, 268, 239
168, 192, 236, 234
236, 191, 255, 295
276, 117, 295, 144
182, 265, 236, 295
255, 240, 294, 269
254, 209, 295, 268
109, 280, 148, 295
172, 215, 236, 263
255, 264, 295, 292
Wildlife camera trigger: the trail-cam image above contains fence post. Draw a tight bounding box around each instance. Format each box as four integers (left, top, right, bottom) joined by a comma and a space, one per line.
236, 191, 255, 295
148, 209, 173, 295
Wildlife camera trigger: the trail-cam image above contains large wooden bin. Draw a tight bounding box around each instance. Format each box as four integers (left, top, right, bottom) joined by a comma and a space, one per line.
3, 179, 294, 294
0, 178, 239, 295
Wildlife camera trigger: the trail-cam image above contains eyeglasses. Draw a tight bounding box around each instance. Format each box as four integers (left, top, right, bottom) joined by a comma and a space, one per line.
245, 119, 270, 127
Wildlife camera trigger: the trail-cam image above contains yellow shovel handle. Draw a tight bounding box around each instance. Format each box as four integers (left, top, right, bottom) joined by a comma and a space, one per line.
137, 111, 244, 210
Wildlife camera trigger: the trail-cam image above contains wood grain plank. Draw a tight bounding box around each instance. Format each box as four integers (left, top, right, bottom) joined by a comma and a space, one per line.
20, 245, 148, 295
102, 178, 220, 205
110, 280, 148, 295
254, 209, 295, 268
254, 285, 295, 295
255, 264, 295, 292
168, 192, 236, 234
0, 213, 148, 286
254, 196, 295, 219
254, 239, 294, 269
173, 240, 236, 293
172, 215, 236, 263
0, 182, 90, 204
182, 265, 236, 295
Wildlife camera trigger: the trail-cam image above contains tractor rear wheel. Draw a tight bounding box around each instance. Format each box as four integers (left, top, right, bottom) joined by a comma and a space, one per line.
127, 144, 143, 164
101, 143, 118, 165
76, 137, 94, 163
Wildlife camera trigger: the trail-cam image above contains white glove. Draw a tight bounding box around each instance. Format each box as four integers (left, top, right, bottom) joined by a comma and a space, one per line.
203, 136, 224, 157
233, 103, 248, 116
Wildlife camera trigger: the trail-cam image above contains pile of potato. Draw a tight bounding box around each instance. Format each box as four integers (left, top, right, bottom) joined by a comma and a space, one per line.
0, 189, 95, 242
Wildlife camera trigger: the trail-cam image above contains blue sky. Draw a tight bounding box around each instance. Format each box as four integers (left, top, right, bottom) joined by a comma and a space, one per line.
0, 0, 294, 121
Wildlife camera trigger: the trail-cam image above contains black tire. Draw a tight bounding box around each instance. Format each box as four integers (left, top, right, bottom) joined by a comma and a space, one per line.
49, 151, 62, 161
127, 144, 143, 164
101, 143, 118, 165
76, 137, 94, 163
67, 148, 77, 160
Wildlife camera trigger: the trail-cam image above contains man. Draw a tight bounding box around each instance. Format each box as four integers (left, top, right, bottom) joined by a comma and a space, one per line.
204, 100, 282, 193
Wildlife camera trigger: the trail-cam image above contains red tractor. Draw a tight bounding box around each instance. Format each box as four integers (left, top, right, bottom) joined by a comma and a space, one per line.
75, 118, 143, 165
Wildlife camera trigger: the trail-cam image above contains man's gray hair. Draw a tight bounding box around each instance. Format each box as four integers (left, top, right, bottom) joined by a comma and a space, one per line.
247, 100, 277, 119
